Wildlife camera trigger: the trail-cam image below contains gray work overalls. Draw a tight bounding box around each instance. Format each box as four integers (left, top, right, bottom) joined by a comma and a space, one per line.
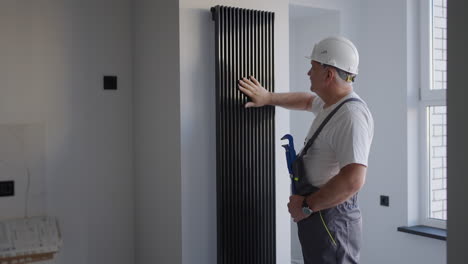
297, 186, 362, 264
292, 98, 363, 264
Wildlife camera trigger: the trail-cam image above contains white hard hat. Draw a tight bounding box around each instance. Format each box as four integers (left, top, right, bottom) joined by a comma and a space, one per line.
306, 36, 359, 75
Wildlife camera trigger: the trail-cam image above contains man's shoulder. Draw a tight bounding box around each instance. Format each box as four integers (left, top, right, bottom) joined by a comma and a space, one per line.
333, 98, 373, 125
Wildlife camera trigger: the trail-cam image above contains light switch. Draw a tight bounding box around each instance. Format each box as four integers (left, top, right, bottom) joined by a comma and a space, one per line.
103, 76, 117, 90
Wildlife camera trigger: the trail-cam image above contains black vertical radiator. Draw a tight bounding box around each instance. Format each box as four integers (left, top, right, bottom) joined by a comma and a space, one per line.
211, 6, 276, 264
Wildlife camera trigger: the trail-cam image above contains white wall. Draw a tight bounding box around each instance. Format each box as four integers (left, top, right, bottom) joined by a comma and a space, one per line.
290, 0, 361, 43
133, 0, 181, 263
289, 1, 447, 264
357, 0, 446, 263
178, 3, 216, 263
447, 1, 468, 264
179, 0, 291, 263
0, 0, 134, 263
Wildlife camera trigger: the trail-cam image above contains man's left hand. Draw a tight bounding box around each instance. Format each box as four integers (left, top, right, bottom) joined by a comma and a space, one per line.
288, 195, 310, 222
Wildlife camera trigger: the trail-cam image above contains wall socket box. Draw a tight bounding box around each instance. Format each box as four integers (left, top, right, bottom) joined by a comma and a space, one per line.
380, 195, 389, 207
103, 75, 117, 90
0, 181, 14, 197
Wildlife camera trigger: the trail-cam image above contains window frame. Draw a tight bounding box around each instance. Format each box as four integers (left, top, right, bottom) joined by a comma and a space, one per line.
419, 0, 447, 229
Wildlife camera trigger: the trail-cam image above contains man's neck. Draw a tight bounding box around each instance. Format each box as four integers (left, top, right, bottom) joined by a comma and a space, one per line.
321, 88, 353, 109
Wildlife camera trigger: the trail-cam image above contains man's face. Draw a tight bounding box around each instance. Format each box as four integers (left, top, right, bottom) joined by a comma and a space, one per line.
307, 60, 325, 93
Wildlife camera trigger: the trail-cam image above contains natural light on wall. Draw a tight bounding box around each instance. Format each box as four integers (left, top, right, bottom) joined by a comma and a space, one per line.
429, 0, 447, 221
428, 106, 447, 220
432, 0, 447, 91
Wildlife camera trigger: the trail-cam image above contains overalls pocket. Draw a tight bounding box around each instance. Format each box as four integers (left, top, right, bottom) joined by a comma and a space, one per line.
346, 217, 362, 261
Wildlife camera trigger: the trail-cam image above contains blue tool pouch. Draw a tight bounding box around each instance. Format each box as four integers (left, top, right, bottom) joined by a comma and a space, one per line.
292, 156, 317, 196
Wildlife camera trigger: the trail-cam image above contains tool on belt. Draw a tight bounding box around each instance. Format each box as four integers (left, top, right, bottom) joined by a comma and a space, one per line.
281, 134, 313, 215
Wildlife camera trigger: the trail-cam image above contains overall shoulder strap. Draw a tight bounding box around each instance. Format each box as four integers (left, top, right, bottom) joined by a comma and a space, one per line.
300, 97, 362, 156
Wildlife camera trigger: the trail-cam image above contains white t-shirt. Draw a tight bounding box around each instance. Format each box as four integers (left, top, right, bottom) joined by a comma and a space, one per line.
299, 91, 374, 187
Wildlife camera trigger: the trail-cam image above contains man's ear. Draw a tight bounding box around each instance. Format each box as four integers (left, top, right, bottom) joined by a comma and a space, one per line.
326, 68, 335, 82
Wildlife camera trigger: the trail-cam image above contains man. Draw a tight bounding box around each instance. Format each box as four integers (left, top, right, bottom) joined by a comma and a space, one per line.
238, 36, 374, 264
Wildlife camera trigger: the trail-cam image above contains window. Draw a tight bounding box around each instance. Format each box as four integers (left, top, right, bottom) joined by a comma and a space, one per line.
420, 0, 447, 229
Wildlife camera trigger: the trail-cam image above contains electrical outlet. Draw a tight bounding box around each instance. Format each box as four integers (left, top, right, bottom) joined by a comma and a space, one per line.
103, 76, 117, 90
380, 195, 389, 207
0, 181, 14, 197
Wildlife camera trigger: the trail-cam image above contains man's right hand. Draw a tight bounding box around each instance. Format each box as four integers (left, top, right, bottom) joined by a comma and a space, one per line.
238, 76, 272, 108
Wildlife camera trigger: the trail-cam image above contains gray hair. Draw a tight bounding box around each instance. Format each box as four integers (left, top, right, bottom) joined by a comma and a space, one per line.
322, 64, 356, 83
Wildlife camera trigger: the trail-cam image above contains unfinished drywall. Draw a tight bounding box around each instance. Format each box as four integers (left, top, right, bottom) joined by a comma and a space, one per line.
0, 124, 46, 218
0, 1, 134, 263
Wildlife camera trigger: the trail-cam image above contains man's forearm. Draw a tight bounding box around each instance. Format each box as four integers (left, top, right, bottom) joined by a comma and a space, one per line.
305, 164, 366, 212
305, 177, 356, 212
269, 92, 314, 111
